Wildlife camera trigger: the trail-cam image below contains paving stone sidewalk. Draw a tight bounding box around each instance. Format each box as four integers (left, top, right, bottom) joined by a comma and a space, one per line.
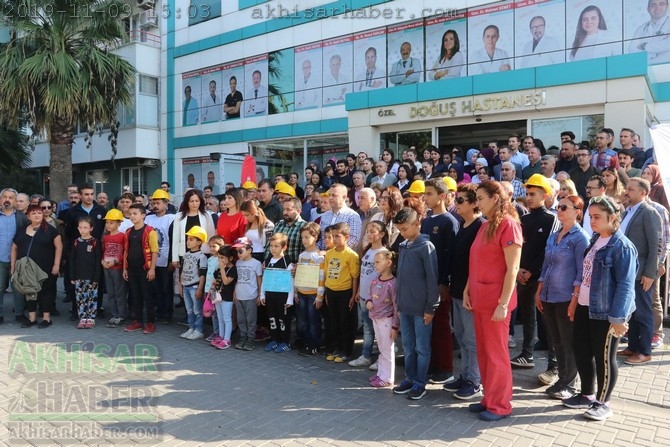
0, 295, 668, 446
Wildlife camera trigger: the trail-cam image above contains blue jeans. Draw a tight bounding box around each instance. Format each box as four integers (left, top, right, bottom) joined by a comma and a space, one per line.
358, 299, 375, 358
2, 261, 26, 318
214, 300, 234, 341
297, 292, 322, 349
183, 285, 204, 332
628, 281, 655, 356
452, 299, 480, 385
400, 313, 433, 387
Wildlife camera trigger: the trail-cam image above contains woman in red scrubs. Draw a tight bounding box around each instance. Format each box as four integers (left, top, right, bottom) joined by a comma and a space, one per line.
464, 180, 522, 421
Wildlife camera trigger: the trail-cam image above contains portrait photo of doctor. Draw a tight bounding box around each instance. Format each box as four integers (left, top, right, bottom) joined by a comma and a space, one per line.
569, 5, 620, 61
628, 0, 670, 64
389, 41, 422, 85
469, 25, 512, 74
519, 16, 563, 68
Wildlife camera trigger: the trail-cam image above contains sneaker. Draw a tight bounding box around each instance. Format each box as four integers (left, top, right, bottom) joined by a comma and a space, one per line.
510, 354, 535, 368
254, 327, 271, 342
21, 320, 38, 328
76, 319, 87, 329
479, 410, 508, 421
124, 321, 143, 332
299, 347, 318, 357
105, 318, 120, 328
265, 341, 279, 352
369, 361, 378, 371
562, 393, 595, 409
235, 340, 246, 350
205, 333, 217, 342
142, 322, 156, 334
348, 355, 372, 367
180, 328, 194, 339
369, 374, 380, 382
38, 320, 52, 329
326, 352, 340, 361
85, 319, 96, 329
392, 380, 414, 395
442, 376, 467, 392
584, 402, 613, 421
218, 339, 232, 350
274, 343, 291, 353
243, 341, 255, 351
545, 383, 562, 395
468, 403, 487, 413
429, 371, 454, 384
549, 387, 576, 400
370, 378, 391, 388
537, 367, 559, 386
508, 335, 517, 348
334, 354, 350, 363
407, 384, 426, 400
186, 330, 204, 340
453, 381, 483, 400
651, 335, 663, 350
210, 336, 223, 346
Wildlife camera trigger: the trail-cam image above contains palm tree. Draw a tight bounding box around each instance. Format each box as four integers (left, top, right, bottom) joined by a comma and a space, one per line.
0, 0, 135, 201
0, 126, 31, 173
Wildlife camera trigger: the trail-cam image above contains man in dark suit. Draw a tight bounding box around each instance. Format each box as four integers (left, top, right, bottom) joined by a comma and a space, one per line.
617, 177, 662, 365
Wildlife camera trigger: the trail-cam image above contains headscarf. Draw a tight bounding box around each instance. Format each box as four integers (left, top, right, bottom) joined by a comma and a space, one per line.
480, 147, 495, 165
466, 148, 479, 165
450, 163, 465, 182
646, 164, 662, 187
476, 157, 489, 167
646, 164, 669, 212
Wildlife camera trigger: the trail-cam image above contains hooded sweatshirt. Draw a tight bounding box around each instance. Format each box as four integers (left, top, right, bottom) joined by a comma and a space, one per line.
396, 233, 439, 317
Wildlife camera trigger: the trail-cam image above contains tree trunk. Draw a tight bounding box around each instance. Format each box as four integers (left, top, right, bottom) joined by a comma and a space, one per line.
49, 120, 75, 202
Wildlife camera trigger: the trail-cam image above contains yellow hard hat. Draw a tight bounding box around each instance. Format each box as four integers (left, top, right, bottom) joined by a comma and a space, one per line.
524, 174, 552, 195
274, 181, 296, 197
443, 176, 457, 192
242, 181, 257, 190
150, 189, 170, 200
185, 225, 208, 243
103, 209, 124, 221
407, 180, 425, 194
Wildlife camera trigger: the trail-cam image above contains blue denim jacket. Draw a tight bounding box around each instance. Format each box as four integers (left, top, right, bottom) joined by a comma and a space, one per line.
538, 224, 590, 303
586, 231, 638, 323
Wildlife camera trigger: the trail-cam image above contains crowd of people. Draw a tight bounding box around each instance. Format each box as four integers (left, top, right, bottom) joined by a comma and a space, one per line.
0, 127, 667, 422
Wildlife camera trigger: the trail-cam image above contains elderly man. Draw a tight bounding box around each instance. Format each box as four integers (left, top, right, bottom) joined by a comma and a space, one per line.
318, 184, 362, 249
501, 162, 526, 199
96, 192, 109, 210
522, 147, 542, 181
369, 160, 397, 188
347, 171, 367, 212
0, 188, 29, 323
540, 155, 557, 179
15, 193, 29, 213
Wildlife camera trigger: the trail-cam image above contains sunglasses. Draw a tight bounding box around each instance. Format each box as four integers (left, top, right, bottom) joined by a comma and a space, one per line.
589, 196, 617, 214
556, 204, 574, 212
41, 206, 52, 210
455, 197, 469, 204
236, 248, 248, 254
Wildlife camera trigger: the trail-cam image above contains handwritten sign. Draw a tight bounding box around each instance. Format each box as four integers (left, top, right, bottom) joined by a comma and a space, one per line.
294, 264, 321, 289
262, 268, 293, 293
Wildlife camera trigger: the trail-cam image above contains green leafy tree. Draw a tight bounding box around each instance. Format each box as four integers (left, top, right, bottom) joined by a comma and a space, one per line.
0, 0, 135, 201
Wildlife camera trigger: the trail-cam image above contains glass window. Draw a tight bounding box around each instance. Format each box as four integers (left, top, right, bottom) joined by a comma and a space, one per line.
531, 115, 604, 149
121, 167, 145, 195
139, 75, 158, 95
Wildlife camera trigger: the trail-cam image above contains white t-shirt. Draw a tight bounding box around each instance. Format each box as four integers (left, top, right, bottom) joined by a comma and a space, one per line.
234, 258, 263, 300
579, 236, 611, 306
145, 213, 176, 268
245, 228, 265, 254
359, 247, 382, 300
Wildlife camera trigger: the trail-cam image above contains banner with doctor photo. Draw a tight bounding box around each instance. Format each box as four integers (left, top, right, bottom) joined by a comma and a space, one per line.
353, 28, 388, 92
322, 36, 353, 107
624, 0, 670, 65
295, 42, 323, 110
200, 67, 224, 125
181, 71, 201, 127
425, 13, 467, 81
244, 55, 269, 118
514, 0, 566, 69
220, 61, 245, 120
565, 0, 623, 62
467, 1, 515, 75
387, 20, 425, 87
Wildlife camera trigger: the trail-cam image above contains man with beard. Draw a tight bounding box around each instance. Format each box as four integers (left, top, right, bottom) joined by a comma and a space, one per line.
267, 197, 306, 265
257, 179, 283, 224
0, 188, 29, 323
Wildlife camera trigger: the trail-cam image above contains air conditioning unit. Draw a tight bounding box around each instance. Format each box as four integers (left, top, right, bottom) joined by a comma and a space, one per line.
138, 158, 159, 167
139, 10, 158, 28
137, 0, 155, 10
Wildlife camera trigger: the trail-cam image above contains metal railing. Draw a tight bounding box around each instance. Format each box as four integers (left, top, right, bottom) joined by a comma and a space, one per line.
127, 29, 160, 47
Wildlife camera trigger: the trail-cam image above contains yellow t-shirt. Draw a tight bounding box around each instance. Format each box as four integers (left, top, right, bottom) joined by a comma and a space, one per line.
324, 246, 360, 291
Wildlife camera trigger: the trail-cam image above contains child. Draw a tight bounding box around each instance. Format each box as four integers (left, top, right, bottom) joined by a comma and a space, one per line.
349, 221, 388, 368
179, 226, 208, 340
260, 233, 294, 353
320, 225, 336, 352
70, 217, 102, 329
211, 246, 237, 349
366, 249, 399, 388
122, 204, 159, 334
324, 222, 360, 363
323, 225, 335, 250
391, 207, 439, 400
232, 237, 263, 351
204, 235, 225, 342
101, 210, 127, 328
295, 222, 326, 357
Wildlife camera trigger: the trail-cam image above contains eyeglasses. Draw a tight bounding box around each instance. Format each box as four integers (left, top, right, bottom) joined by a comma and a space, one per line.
41, 206, 51, 210
589, 196, 617, 213
455, 197, 469, 204
236, 248, 248, 254
379, 196, 389, 201
556, 204, 575, 212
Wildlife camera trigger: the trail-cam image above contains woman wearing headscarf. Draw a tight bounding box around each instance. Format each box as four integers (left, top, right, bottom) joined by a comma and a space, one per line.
642, 165, 669, 212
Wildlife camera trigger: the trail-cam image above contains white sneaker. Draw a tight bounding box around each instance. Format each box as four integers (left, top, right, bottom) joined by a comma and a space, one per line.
180, 328, 194, 339
508, 335, 517, 348
369, 361, 378, 371
348, 355, 372, 367
187, 330, 204, 340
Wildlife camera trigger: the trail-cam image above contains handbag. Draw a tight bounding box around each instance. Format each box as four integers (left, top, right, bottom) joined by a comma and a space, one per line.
203, 294, 216, 317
